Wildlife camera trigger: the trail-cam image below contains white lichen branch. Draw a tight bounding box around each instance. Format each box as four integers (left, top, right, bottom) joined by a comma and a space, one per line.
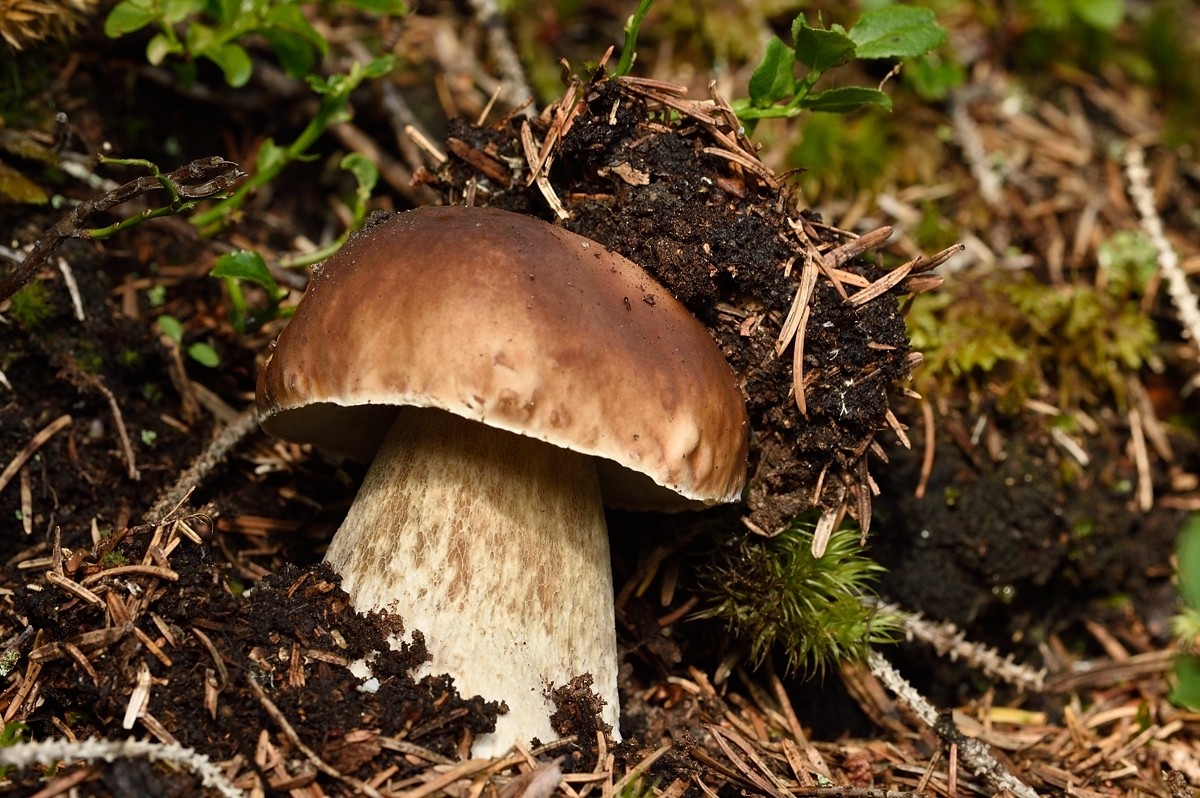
867, 651, 1041, 798
1124, 144, 1200, 365
950, 93, 1005, 212
0, 737, 244, 798
875, 602, 1046, 691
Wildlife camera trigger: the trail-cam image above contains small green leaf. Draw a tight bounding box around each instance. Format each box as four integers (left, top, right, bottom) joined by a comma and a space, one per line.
360, 55, 395, 79
156, 314, 184, 343
341, 152, 378, 193
848, 6, 947, 60
262, 28, 315, 78
1177, 515, 1200, 610
256, 138, 286, 173
792, 16, 857, 72
146, 33, 182, 66
215, 0, 240, 27
0, 161, 48, 204
104, 0, 156, 37
211, 250, 283, 297
800, 86, 893, 113
1173, 654, 1200, 710
205, 42, 253, 87
340, 0, 406, 13
159, 0, 202, 24
187, 342, 221, 367
1069, 0, 1124, 30
748, 36, 796, 108
263, 4, 328, 56
306, 73, 333, 95
184, 20, 214, 55
0, 722, 29, 746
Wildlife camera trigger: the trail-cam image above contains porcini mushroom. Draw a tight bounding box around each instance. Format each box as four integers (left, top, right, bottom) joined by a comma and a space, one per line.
256, 206, 748, 755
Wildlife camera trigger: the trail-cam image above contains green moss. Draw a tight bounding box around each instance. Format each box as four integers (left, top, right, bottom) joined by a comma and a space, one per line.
6, 281, 52, 328
102, 550, 128, 567
695, 515, 899, 675
909, 260, 1158, 412
72, 340, 103, 374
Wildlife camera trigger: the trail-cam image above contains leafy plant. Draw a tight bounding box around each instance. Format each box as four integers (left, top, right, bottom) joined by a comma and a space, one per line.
190, 55, 393, 234
279, 152, 378, 268
209, 249, 291, 333
157, 313, 221, 366
733, 6, 947, 122
104, 0, 403, 87
694, 517, 899, 674
1170, 514, 1200, 709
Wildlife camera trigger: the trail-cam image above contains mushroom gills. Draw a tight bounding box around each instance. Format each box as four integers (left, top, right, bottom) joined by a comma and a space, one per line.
325, 406, 620, 757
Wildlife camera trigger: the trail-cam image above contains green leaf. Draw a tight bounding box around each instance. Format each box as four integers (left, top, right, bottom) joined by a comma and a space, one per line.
184, 20, 215, 55
1173, 654, 1200, 710
360, 55, 395, 79
341, 152, 378, 193
146, 33, 183, 66
256, 138, 286, 173
0, 722, 29, 746
1069, 0, 1124, 30
214, 0, 240, 28
306, 73, 333, 95
800, 86, 893, 113
205, 42, 253, 87
748, 36, 796, 108
156, 314, 184, 343
1177, 515, 1200, 610
160, 0, 203, 24
848, 6, 947, 60
792, 16, 857, 72
187, 342, 221, 367
263, 4, 328, 56
340, 0, 406, 12
211, 250, 283, 297
262, 28, 315, 78
0, 161, 48, 204
104, 0, 156, 37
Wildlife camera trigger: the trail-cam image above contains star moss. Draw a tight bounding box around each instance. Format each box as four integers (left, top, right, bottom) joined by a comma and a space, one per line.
695, 517, 899, 675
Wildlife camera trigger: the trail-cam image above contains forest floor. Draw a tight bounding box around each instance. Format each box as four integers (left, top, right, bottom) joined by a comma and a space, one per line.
1, 1, 1200, 797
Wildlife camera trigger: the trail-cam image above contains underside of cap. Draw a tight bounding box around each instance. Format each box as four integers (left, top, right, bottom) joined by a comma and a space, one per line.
257, 206, 749, 509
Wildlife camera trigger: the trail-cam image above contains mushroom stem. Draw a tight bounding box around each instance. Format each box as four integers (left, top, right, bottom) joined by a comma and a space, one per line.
325, 407, 620, 756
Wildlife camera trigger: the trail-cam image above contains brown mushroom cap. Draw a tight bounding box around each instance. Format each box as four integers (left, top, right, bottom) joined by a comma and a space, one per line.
257, 205, 748, 510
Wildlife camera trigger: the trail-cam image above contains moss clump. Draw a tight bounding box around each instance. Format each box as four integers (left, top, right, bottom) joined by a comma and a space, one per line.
908, 233, 1159, 413
72, 340, 103, 374
694, 518, 898, 675
6, 281, 52, 328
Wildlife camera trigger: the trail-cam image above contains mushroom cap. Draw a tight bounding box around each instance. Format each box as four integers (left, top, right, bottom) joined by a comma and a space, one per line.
256, 206, 749, 510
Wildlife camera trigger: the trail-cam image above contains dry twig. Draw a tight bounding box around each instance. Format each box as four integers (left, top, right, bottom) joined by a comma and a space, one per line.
0, 157, 244, 302
145, 407, 259, 522
867, 652, 1038, 798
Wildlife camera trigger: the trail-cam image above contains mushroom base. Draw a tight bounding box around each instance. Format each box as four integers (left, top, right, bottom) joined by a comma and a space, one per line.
325, 407, 620, 757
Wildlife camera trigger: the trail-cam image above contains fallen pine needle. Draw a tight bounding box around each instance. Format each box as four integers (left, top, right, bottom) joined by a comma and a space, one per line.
0, 414, 72, 495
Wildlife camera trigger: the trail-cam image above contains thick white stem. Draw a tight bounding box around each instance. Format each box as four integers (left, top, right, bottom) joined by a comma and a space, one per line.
326, 407, 619, 756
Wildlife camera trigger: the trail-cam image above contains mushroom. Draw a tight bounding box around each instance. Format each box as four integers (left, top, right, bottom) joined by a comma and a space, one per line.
256, 206, 748, 756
